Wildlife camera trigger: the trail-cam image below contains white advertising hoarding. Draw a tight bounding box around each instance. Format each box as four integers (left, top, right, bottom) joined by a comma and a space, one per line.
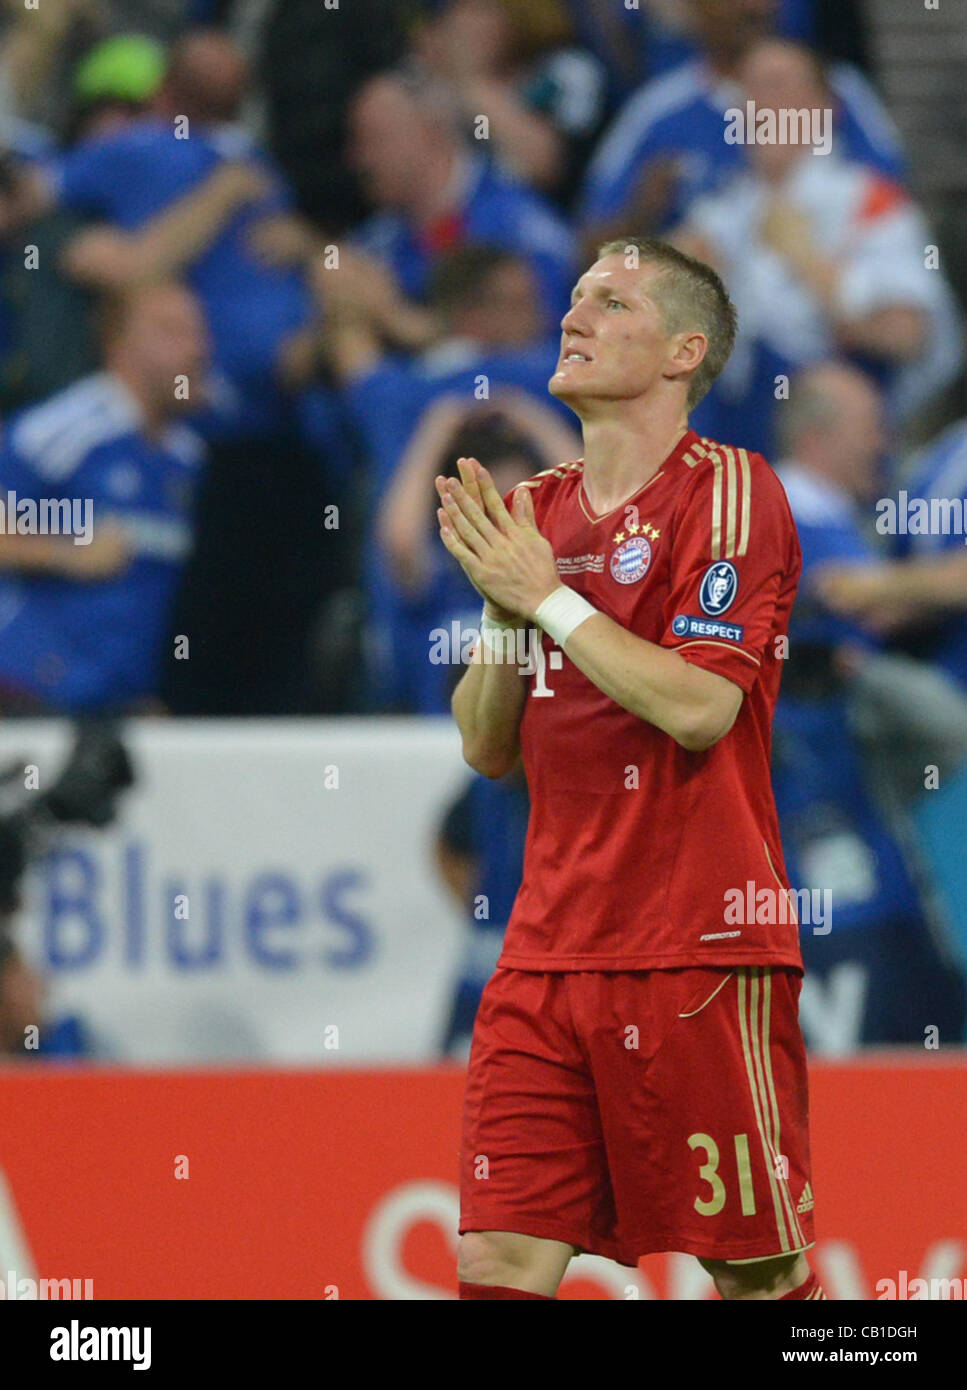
3, 719, 469, 1063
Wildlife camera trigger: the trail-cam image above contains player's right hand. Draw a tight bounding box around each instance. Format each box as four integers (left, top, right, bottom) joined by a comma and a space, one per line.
452, 457, 522, 624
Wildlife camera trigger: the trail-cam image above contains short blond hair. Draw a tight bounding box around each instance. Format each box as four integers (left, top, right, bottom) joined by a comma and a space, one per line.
596, 237, 737, 408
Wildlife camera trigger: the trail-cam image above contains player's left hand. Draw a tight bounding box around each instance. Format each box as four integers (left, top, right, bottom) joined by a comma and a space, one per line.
435, 459, 561, 621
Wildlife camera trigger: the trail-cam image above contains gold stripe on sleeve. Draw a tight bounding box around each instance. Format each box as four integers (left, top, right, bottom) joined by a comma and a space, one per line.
724, 446, 738, 558
737, 448, 752, 557
710, 451, 724, 560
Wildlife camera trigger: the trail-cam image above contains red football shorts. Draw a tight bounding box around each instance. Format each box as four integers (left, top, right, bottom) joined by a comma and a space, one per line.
459, 965, 815, 1266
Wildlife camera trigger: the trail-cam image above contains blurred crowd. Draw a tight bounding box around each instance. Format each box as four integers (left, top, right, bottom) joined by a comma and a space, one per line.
0, 0, 966, 1055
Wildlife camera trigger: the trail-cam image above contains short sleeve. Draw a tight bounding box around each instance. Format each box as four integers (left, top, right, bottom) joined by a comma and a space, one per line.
836, 186, 939, 320
660, 448, 800, 693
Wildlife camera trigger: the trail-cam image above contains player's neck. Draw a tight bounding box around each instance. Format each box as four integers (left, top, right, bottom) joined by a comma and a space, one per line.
579, 410, 690, 515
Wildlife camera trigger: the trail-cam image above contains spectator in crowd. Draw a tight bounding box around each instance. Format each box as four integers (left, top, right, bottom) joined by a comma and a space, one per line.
0, 0, 102, 134
66, 32, 167, 142
0, 29, 346, 715
347, 70, 578, 335
318, 244, 567, 486
435, 766, 529, 1058
814, 411, 967, 690
771, 363, 966, 1047
376, 392, 579, 710
308, 240, 573, 710
674, 39, 961, 458
155, 24, 247, 132
0, 280, 208, 714
21, 27, 315, 436
412, 0, 608, 209
259, 0, 411, 235
578, 0, 906, 249
0, 34, 167, 414
560, 0, 838, 100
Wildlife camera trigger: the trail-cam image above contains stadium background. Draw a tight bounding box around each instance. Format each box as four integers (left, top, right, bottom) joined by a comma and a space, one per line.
0, 0, 965, 1299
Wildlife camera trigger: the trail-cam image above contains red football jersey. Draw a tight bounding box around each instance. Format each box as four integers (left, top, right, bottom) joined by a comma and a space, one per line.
498, 427, 803, 971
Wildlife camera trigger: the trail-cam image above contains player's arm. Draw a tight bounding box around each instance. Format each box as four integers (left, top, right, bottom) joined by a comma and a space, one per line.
449, 615, 529, 778
815, 550, 967, 623
559, 455, 798, 748
439, 460, 742, 754
758, 198, 926, 361
0, 528, 129, 579
558, 615, 742, 750
0, 444, 131, 579
59, 162, 271, 288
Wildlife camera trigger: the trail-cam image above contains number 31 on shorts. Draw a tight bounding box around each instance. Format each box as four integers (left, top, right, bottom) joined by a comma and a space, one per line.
688, 1131, 767, 1217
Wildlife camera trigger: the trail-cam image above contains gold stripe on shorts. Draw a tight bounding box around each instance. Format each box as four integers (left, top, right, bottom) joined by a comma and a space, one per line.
758, 969, 808, 1248
737, 967, 790, 1252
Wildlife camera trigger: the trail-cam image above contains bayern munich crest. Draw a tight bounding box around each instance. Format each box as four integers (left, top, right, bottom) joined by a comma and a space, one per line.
610, 535, 652, 584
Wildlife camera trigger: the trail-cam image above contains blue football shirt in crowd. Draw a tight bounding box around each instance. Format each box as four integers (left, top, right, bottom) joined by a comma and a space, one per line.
773, 463, 921, 932
563, 0, 817, 97
578, 58, 907, 233
0, 372, 204, 710
355, 155, 577, 336
893, 419, 967, 689
46, 120, 311, 430
342, 338, 567, 710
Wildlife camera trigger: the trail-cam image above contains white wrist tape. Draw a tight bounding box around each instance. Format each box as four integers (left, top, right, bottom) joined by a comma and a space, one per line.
534, 586, 597, 648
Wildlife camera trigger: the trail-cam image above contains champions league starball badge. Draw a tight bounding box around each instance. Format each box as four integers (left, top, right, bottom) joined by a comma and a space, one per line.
699, 561, 738, 615
610, 536, 652, 584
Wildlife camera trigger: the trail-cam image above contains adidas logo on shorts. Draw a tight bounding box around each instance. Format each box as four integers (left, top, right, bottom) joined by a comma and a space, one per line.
796, 1182, 815, 1214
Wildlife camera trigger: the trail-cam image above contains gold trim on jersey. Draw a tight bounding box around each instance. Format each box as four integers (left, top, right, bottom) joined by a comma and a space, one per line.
737, 448, 752, 557
725, 1245, 815, 1265
674, 639, 760, 666
578, 470, 666, 525
678, 971, 735, 1018
519, 460, 583, 493
763, 840, 799, 928
683, 437, 717, 469
686, 440, 753, 561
